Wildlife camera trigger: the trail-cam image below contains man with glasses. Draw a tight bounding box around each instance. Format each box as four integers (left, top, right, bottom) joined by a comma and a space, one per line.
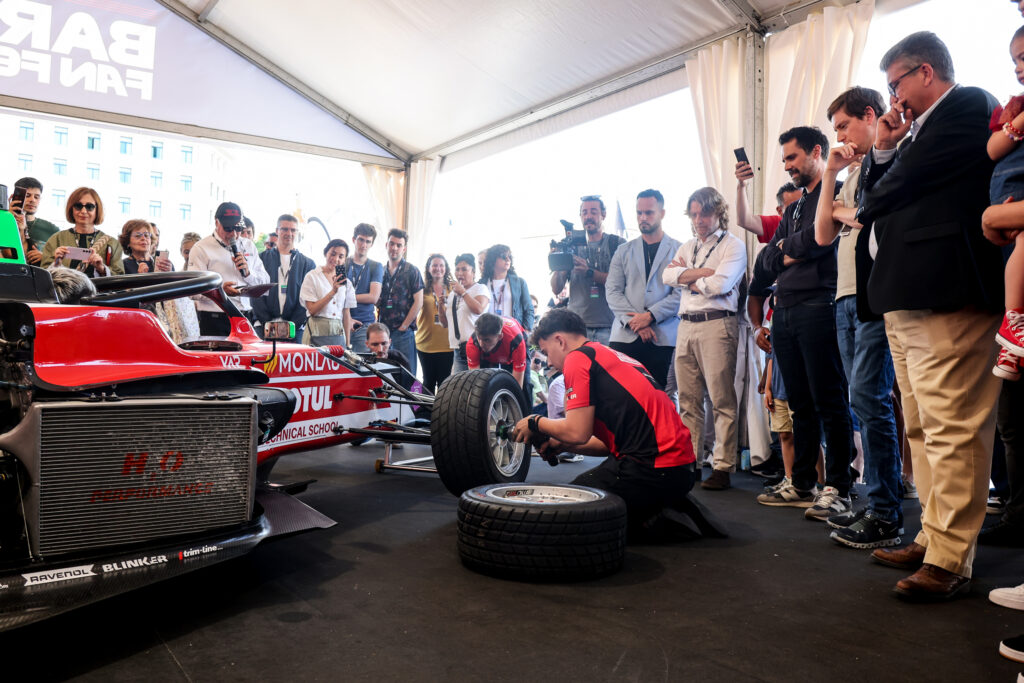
855, 32, 1003, 601
253, 214, 315, 342
186, 201, 269, 336
662, 187, 746, 491
550, 195, 625, 345
347, 223, 384, 353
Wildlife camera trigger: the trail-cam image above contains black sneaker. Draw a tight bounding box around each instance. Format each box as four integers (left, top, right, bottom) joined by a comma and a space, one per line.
999, 634, 1024, 663
827, 507, 866, 530
829, 507, 904, 534
979, 519, 1024, 547
830, 510, 902, 549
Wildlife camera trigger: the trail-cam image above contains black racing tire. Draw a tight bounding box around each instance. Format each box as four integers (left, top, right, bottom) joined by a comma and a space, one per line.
431, 368, 531, 496
457, 483, 627, 581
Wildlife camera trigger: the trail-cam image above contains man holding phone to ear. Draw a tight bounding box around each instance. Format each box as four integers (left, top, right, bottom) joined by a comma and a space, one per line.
186, 201, 269, 336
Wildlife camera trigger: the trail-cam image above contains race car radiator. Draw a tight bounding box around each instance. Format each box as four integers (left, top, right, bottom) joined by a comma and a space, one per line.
0, 397, 257, 559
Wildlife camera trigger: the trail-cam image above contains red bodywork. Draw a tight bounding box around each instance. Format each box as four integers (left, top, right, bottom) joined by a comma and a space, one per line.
29, 304, 398, 464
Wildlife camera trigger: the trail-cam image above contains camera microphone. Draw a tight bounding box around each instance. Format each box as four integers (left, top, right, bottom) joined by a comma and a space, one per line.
229, 241, 249, 277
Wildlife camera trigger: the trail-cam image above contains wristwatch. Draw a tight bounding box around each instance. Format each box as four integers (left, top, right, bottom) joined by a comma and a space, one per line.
585, 268, 594, 279
528, 414, 542, 434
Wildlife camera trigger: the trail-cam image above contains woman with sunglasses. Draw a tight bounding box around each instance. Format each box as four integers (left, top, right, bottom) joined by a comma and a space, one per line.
119, 219, 156, 274
41, 187, 124, 276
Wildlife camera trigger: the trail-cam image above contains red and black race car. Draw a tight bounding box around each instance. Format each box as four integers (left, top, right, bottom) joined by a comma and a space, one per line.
0, 258, 532, 631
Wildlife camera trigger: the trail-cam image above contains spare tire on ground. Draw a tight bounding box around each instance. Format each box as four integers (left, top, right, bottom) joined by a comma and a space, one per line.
431, 369, 531, 496
457, 483, 627, 581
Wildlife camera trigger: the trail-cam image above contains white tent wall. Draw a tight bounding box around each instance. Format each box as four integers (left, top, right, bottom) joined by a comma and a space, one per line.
761, 1, 875, 215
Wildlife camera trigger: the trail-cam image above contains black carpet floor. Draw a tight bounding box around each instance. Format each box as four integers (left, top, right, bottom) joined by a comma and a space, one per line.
4, 443, 1023, 682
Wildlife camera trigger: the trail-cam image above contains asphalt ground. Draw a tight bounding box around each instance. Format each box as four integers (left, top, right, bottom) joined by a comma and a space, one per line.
4, 442, 1024, 682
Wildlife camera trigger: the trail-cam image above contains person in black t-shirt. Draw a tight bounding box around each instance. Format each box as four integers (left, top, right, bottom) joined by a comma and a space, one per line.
512, 309, 701, 537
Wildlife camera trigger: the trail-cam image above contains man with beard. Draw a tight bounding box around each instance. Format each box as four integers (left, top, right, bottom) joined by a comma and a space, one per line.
550, 195, 625, 344
605, 189, 682, 390
749, 127, 855, 523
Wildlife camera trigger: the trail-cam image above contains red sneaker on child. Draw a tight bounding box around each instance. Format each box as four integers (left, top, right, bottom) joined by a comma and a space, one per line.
994, 347, 1022, 382
997, 309, 1024, 355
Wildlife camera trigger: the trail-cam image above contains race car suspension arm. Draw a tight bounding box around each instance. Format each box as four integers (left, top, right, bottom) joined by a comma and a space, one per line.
332, 392, 427, 408
321, 348, 431, 405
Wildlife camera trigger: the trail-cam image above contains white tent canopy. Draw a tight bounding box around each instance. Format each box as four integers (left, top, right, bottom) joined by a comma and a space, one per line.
164, 0, 865, 164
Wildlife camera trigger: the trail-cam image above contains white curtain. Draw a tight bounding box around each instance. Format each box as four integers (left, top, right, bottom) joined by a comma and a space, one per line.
686, 34, 772, 466
761, 0, 875, 213
405, 157, 441, 268
362, 164, 406, 234
685, 34, 747, 229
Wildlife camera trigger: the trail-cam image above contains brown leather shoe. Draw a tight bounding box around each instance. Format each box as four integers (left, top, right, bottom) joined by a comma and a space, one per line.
871, 541, 926, 569
701, 469, 731, 491
893, 563, 970, 601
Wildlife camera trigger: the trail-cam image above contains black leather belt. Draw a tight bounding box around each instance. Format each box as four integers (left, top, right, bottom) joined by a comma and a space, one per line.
678, 310, 736, 323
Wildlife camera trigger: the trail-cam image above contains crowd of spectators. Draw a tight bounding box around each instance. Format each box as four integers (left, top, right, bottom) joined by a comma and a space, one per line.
7, 26, 1024, 643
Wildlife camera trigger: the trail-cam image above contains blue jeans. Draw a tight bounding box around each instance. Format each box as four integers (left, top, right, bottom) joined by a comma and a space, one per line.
390, 328, 417, 377
349, 324, 369, 353
772, 299, 854, 496
835, 296, 901, 521
586, 327, 611, 345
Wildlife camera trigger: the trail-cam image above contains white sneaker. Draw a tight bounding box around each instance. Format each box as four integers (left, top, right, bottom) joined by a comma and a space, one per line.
557, 454, 584, 463
991, 583, 1024, 611
804, 486, 851, 521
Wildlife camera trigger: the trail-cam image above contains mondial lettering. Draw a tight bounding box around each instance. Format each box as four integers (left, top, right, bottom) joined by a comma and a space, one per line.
0, 1, 156, 100
278, 352, 340, 374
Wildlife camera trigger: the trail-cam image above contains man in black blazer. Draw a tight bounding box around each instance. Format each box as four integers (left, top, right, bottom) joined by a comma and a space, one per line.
252, 215, 316, 342
856, 32, 1004, 601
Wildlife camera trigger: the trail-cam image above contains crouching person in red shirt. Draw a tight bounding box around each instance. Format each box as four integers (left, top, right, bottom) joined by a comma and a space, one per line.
466, 313, 531, 400
513, 309, 724, 540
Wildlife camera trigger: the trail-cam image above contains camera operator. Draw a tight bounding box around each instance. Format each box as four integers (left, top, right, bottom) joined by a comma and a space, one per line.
550, 195, 625, 344
186, 202, 269, 336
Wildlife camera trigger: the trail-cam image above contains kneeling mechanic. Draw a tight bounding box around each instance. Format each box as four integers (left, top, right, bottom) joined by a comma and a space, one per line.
512, 309, 699, 537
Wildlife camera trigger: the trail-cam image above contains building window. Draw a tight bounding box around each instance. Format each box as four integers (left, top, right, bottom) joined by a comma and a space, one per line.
87, 132, 101, 150
180, 175, 192, 192
18, 121, 33, 141
17, 154, 32, 171
149, 201, 161, 219
87, 163, 100, 181
54, 126, 68, 146
151, 171, 162, 188
119, 136, 132, 155
52, 190, 66, 208
181, 146, 193, 164
53, 158, 67, 176
151, 141, 163, 160
119, 197, 131, 214
179, 204, 191, 221
119, 167, 132, 184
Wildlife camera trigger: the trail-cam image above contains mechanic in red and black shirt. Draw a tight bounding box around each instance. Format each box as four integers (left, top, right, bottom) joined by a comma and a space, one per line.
466, 313, 528, 389
512, 308, 696, 533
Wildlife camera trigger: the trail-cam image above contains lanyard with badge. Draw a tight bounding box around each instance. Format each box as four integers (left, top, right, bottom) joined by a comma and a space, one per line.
491, 281, 505, 317
689, 231, 726, 294
384, 261, 404, 310
278, 253, 291, 297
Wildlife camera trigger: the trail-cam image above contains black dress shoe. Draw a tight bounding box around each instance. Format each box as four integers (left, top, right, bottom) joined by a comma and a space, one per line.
978, 519, 1024, 547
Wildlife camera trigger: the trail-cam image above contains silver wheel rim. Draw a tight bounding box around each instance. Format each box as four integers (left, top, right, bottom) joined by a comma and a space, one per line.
486, 388, 526, 476
484, 485, 603, 505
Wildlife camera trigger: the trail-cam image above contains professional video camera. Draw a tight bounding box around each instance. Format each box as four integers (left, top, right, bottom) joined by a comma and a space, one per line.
548, 219, 588, 272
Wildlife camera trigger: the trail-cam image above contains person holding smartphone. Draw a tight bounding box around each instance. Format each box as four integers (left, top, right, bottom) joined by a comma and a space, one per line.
300, 238, 356, 346
10, 177, 59, 248
41, 187, 124, 277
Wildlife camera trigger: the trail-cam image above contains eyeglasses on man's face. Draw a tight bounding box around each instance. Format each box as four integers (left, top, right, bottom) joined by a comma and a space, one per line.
887, 63, 923, 97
